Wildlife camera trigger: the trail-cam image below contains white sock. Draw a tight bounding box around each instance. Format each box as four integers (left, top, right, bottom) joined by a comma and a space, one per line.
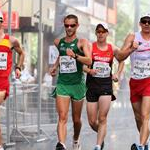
146, 140, 149, 145
73, 139, 79, 143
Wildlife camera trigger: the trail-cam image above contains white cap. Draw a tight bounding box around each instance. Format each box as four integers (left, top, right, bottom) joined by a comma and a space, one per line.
96, 22, 108, 31
0, 11, 3, 22
140, 12, 150, 19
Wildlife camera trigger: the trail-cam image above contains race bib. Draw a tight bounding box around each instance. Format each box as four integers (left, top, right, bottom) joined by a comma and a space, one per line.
0, 52, 7, 70
59, 56, 77, 73
92, 61, 111, 78
133, 59, 150, 79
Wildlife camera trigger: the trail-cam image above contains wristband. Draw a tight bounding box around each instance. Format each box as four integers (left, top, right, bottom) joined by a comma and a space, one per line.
15, 66, 21, 71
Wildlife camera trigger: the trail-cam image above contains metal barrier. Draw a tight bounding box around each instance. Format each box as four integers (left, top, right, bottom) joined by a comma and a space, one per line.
1, 82, 57, 144
0, 81, 130, 146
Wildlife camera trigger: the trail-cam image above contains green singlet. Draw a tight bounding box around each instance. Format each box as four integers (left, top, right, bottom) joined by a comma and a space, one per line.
57, 38, 84, 85
56, 38, 86, 100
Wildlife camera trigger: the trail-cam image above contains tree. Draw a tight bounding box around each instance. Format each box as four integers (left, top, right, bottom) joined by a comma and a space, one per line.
115, 1, 134, 47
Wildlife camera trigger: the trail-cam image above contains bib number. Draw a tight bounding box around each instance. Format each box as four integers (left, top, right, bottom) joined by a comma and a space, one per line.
59, 56, 77, 73
92, 61, 111, 78
133, 59, 150, 79
0, 52, 7, 70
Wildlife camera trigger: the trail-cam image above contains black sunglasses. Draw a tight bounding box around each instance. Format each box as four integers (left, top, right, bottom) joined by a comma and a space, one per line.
141, 19, 150, 25
96, 30, 107, 34
64, 24, 76, 28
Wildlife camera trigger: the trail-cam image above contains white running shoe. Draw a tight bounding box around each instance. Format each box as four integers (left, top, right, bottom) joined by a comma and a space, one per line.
73, 141, 81, 150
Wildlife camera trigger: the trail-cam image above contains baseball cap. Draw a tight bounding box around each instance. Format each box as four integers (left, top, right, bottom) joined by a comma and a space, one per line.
140, 12, 150, 20
96, 22, 108, 31
0, 11, 3, 22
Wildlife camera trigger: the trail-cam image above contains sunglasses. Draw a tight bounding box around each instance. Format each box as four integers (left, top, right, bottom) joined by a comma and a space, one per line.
64, 24, 76, 28
141, 19, 150, 25
96, 30, 107, 34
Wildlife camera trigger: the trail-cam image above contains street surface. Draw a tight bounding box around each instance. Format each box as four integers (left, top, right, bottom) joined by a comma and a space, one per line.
3, 88, 141, 150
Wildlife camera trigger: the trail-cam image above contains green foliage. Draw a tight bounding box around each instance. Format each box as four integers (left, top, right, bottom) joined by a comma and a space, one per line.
140, 1, 150, 14
114, 6, 133, 48
30, 33, 38, 65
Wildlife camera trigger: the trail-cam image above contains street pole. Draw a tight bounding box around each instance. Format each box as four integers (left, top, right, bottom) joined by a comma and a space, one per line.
134, 0, 140, 32
37, 0, 43, 139
5, 0, 15, 147
6, 0, 11, 144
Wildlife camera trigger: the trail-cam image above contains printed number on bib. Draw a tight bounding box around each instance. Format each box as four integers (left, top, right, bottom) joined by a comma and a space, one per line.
133, 59, 150, 79
0, 52, 7, 70
60, 56, 77, 73
93, 61, 111, 78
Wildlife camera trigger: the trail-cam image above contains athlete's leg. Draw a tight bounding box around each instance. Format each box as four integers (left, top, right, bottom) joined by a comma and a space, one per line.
0, 91, 6, 147
97, 95, 111, 146
0, 91, 6, 105
131, 96, 150, 146
132, 101, 142, 132
56, 95, 70, 143
71, 99, 84, 141
86, 102, 98, 132
140, 96, 150, 145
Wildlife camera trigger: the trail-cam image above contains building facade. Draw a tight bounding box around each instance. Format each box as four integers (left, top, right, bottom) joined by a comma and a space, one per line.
0, 0, 117, 77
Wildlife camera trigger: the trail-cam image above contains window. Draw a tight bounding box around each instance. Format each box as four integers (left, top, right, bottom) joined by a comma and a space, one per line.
107, 0, 114, 9
95, 0, 105, 5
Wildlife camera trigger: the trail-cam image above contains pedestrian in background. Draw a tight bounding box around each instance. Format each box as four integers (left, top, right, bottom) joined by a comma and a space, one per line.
115, 13, 150, 150
84, 23, 124, 150
50, 14, 92, 150
0, 11, 25, 150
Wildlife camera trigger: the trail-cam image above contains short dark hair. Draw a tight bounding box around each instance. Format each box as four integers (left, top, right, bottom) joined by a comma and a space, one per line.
64, 14, 78, 24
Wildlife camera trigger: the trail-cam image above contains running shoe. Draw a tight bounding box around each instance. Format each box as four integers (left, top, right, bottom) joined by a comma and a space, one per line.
144, 144, 149, 150
56, 142, 66, 150
93, 146, 101, 150
131, 143, 143, 150
73, 140, 81, 150
93, 141, 104, 150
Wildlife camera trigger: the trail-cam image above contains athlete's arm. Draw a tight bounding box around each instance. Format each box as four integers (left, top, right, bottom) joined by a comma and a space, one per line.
75, 39, 92, 65
54, 38, 60, 48
50, 39, 60, 77
53, 38, 60, 69
112, 60, 124, 82
10, 36, 25, 69
10, 36, 25, 78
83, 65, 91, 73
112, 45, 124, 82
83, 65, 98, 76
50, 56, 59, 77
114, 33, 137, 61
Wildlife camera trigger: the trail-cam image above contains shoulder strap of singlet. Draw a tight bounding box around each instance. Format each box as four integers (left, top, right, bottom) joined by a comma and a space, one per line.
92, 42, 97, 53
57, 38, 64, 51
107, 43, 113, 52
4, 34, 14, 50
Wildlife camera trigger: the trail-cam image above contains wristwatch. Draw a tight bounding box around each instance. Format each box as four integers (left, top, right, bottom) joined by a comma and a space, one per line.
74, 54, 78, 59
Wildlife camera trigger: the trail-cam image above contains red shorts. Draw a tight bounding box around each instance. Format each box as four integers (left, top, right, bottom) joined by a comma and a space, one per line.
130, 78, 150, 103
0, 77, 10, 100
